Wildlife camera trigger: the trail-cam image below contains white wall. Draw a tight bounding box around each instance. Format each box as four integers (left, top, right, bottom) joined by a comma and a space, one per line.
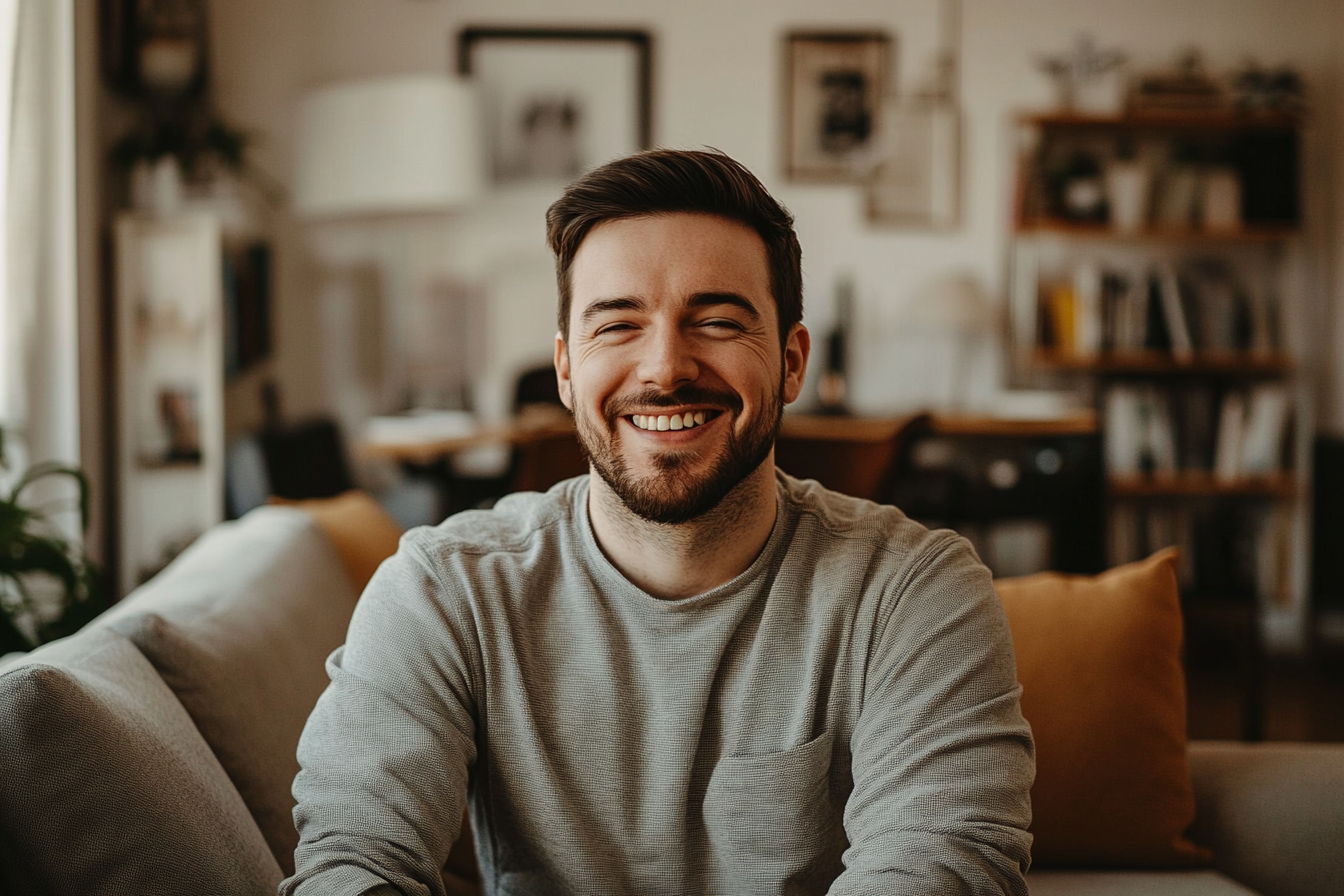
207, 0, 1344, 431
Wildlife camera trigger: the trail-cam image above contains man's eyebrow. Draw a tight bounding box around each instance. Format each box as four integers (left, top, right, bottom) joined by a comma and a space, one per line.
688, 292, 762, 320
580, 296, 645, 324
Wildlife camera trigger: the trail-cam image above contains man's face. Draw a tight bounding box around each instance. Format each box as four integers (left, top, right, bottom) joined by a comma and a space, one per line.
555, 212, 808, 524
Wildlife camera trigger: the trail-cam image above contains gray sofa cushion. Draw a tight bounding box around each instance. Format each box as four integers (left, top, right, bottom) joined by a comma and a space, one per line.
0, 625, 282, 894
1188, 740, 1344, 896
1028, 870, 1257, 895
103, 505, 362, 876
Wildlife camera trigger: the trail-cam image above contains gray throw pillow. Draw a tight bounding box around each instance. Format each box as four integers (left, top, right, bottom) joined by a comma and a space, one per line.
0, 626, 282, 893
107, 506, 361, 875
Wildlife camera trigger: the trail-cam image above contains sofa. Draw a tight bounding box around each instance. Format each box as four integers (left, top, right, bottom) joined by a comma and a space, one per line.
1, 491, 1341, 895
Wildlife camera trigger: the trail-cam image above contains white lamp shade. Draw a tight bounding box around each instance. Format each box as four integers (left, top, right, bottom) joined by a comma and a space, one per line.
294, 75, 485, 217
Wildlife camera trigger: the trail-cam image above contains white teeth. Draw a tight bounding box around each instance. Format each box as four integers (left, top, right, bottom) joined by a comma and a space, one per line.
631, 411, 713, 431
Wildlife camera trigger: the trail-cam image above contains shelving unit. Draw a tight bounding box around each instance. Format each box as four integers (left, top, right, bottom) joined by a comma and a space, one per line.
113, 212, 225, 597
1008, 110, 1309, 738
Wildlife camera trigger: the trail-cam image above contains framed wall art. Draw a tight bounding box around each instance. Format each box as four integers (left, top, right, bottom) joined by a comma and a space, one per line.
456, 27, 653, 184
784, 31, 893, 182
866, 99, 960, 229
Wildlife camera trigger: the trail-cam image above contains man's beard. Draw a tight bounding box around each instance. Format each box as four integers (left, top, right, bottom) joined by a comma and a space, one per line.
572, 380, 784, 525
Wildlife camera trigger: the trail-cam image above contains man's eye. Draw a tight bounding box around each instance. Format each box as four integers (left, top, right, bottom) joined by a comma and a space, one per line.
700, 319, 743, 331
595, 322, 636, 336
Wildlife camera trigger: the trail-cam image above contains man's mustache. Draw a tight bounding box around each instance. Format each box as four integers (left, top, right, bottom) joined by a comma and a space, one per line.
604, 386, 743, 423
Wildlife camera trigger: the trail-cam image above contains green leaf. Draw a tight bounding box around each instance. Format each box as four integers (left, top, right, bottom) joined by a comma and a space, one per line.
0, 424, 104, 647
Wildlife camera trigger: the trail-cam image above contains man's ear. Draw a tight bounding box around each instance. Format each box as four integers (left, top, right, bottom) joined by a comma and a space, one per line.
782, 323, 810, 405
554, 331, 573, 410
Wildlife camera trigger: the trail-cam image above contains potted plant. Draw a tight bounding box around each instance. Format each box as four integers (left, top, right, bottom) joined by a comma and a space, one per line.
0, 427, 103, 656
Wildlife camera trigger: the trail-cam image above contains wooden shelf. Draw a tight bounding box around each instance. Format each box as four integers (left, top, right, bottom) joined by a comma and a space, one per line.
779, 412, 925, 444
1033, 349, 1293, 377
926, 411, 1097, 437
1018, 109, 1303, 131
1015, 219, 1297, 243
1108, 471, 1296, 498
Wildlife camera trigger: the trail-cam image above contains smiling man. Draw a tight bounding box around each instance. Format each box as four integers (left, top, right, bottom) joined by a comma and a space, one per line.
284, 150, 1034, 896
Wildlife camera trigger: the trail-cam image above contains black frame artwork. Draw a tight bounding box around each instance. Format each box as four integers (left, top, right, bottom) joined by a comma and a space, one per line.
784, 31, 893, 183
457, 27, 653, 184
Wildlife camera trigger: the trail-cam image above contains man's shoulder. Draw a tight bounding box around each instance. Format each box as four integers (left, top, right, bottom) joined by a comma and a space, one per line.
778, 471, 938, 555
402, 476, 585, 564
777, 471, 982, 591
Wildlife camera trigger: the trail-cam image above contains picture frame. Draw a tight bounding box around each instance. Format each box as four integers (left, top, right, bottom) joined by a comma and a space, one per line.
866, 100, 960, 229
456, 27, 653, 184
784, 31, 893, 182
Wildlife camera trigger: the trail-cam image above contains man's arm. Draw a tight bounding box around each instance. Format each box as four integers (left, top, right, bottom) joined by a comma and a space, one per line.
831, 533, 1035, 896
281, 543, 479, 896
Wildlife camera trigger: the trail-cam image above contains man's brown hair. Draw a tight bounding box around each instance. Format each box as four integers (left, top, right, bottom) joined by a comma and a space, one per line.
545, 149, 803, 346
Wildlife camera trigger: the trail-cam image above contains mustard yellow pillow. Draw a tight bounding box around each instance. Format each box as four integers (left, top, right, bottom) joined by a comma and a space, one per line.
995, 547, 1210, 867
269, 490, 404, 592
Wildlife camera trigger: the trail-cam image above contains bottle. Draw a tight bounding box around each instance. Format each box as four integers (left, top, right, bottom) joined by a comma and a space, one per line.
817, 278, 853, 414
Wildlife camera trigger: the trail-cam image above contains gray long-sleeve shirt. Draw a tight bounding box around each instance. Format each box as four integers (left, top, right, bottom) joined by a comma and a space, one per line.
284, 472, 1034, 896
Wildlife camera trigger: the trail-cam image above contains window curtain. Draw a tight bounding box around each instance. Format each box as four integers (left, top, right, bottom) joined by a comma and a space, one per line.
0, 0, 80, 539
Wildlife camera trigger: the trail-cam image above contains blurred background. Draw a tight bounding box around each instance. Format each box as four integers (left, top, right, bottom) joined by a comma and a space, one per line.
4, 0, 1344, 737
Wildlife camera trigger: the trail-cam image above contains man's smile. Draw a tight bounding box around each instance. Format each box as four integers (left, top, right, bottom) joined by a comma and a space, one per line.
628, 410, 721, 431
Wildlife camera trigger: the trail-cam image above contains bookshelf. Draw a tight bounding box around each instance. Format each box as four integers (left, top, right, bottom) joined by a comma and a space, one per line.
1007, 110, 1307, 665
113, 212, 225, 597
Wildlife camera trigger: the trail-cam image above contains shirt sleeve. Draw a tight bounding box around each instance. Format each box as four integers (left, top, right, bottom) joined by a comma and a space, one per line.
829, 531, 1035, 896
280, 541, 481, 896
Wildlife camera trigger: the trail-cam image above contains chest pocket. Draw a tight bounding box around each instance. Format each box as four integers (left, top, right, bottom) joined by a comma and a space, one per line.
702, 731, 846, 895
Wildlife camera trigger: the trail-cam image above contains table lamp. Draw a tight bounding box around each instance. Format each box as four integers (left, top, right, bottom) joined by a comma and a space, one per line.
294, 74, 485, 217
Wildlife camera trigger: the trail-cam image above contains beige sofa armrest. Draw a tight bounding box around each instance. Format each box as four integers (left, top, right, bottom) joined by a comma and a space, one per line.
1187, 740, 1344, 896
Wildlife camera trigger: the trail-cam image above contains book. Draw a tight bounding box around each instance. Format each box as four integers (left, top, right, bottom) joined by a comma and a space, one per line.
1171, 384, 1217, 471
1104, 385, 1143, 474
1183, 257, 1245, 351
1213, 390, 1247, 479
1047, 283, 1078, 352
1240, 384, 1290, 473
1072, 262, 1103, 355
1157, 262, 1194, 360
1142, 386, 1178, 474
1113, 270, 1147, 351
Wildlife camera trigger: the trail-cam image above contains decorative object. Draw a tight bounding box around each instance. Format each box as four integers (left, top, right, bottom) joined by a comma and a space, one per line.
0, 426, 102, 654
1037, 35, 1127, 115
1105, 160, 1151, 232
816, 277, 853, 414
100, 0, 211, 100
456, 27, 652, 184
901, 272, 995, 410
294, 75, 485, 217
1231, 62, 1305, 114
866, 98, 959, 227
1131, 49, 1225, 113
784, 31, 892, 182
1055, 151, 1107, 222
102, 0, 270, 208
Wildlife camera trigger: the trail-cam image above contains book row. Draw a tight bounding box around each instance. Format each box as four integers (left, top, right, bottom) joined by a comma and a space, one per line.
1104, 382, 1291, 478
1042, 256, 1279, 358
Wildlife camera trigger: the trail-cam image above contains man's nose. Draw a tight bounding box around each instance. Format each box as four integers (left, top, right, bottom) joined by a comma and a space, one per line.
637, 325, 699, 388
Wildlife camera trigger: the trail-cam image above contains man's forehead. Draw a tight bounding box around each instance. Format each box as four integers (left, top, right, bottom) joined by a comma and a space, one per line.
570, 214, 770, 292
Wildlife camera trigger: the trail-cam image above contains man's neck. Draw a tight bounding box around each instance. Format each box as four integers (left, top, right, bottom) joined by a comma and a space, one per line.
586, 459, 780, 600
